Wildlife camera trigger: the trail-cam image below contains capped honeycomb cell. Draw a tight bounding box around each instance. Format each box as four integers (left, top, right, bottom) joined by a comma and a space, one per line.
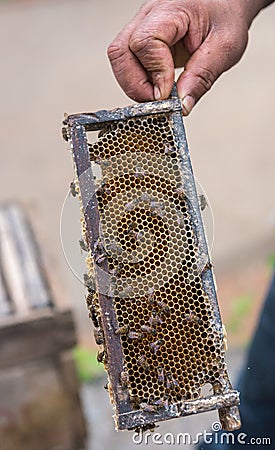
63, 87, 241, 432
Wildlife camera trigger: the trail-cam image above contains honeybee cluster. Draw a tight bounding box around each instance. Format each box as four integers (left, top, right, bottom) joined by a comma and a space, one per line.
79, 114, 227, 415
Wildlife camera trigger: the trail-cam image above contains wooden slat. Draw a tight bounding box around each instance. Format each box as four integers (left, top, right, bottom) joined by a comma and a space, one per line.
0, 310, 77, 369
0, 208, 30, 316
0, 204, 52, 317
0, 265, 12, 316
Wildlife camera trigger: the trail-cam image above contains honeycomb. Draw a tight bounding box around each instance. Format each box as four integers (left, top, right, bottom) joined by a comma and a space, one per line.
64, 100, 241, 431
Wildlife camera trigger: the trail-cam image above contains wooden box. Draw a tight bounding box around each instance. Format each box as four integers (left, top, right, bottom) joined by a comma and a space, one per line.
0, 204, 86, 450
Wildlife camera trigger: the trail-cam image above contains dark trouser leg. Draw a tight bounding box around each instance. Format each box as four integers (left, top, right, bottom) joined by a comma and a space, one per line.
198, 271, 275, 449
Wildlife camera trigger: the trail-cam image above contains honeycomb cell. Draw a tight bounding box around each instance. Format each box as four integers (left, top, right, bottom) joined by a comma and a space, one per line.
66, 104, 241, 431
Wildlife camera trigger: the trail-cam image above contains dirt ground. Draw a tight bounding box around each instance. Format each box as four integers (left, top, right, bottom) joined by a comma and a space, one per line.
0, 1, 274, 447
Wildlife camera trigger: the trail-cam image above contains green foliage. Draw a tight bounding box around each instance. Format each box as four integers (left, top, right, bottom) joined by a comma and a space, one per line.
73, 346, 104, 382
226, 294, 253, 335
266, 253, 275, 270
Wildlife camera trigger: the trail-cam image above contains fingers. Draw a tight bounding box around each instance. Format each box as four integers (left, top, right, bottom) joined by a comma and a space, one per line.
108, 0, 249, 112
108, 5, 189, 102
107, 31, 155, 102
177, 31, 248, 115
172, 42, 190, 69
107, 3, 155, 102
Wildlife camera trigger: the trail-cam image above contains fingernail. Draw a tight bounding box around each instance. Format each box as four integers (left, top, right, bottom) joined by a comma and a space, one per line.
181, 95, 195, 116
154, 85, 161, 101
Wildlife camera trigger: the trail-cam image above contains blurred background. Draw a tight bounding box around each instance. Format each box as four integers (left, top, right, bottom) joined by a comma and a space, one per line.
0, 0, 274, 449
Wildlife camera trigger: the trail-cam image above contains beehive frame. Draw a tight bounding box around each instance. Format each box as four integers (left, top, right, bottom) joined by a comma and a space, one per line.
63, 87, 241, 431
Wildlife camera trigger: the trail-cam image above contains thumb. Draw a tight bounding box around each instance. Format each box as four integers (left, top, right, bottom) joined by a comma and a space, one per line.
177, 32, 247, 115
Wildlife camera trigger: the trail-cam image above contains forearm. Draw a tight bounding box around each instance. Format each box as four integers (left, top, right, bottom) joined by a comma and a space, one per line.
241, 0, 275, 27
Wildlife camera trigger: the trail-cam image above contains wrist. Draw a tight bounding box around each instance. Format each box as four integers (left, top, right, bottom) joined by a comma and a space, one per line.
238, 0, 273, 28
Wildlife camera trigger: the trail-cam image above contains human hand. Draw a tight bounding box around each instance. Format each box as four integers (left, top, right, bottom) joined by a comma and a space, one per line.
108, 0, 266, 114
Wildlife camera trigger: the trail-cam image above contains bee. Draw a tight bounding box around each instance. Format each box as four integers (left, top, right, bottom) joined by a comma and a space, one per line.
137, 355, 150, 372
94, 328, 104, 345
97, 350, 105, 364
140, 403, 157, 413
95, 252, 107, 264
134, 165, 148, 179
202, 261, 213, 273
93, 239, 107, 264
199, 194, 208, 211
86, 295, 99, 327
149, 310, 163, 326
98, 125, 111, 138
115, 324, 129, 336
184, 309, 202, 325
108, 265, 122, 277
147, 287, 155, 304
176, 212, 185, 228
128, 331, 143, 340
93, 238, 105, 254
152, 397, 169, 410
83, 274, 96, 293
62, 125, 69, 142
125, 198, 140, 212
157, 366, 165, 384
89, 310, 99, 328
175, 185, 186, 200
149, 339, 164, 354
140, 192, 154, 203
130, 394, 140, 409
119, 285, 134, 298
164, 144, 177, 155
141, 324, 157, 336
69, 181, 78, 197
156, 300, 170, 314
95, 156, 111, 169
135, 424, 156, 433
125, 221, 137, 235
150, 201, 165, 218
88, 309, 99, 328
150, 201, 164, 212
107, 277, 117, 298
86, 292, 95, 307
131, 230, 145, 243
166, 372, 179, 389
120, 370, 129, 388
107, 240, 124, 256
79, 238, 89, 253
97, 181, 111, 196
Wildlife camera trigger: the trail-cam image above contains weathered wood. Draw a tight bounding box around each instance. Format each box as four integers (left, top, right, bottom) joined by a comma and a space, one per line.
0, 310, 77, 370
0, 357, 85, 450
56, 351, 87, 449
66, 97, 182, 132
0, 203, 87, 448
0, 264, 12, 316
0, 204, 52, 318
66, 87, 241, 432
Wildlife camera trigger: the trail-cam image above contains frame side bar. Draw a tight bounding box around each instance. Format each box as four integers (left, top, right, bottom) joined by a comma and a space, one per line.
70, 124, 132, 417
